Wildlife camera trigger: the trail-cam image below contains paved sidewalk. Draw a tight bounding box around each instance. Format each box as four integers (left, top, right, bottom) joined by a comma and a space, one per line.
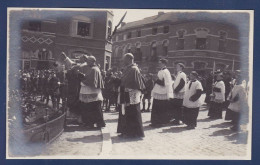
103, 104, 249, 159
40, 124, 103, 157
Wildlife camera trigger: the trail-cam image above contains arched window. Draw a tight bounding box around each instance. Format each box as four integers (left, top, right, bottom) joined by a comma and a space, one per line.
195, 28, 209, 50
114, 47, 119, 57
162, 40, 169, 56
134, 42, 142, 61
150, 41, 157, 62
176, 29, 186, 50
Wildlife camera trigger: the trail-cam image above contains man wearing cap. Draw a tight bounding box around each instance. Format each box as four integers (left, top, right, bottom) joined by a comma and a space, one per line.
171, 63, 187, 125
209, 72, 225, 119
117, 53, 146, 138
79, 55, 105, 128
150, 58, 173, 127
183, 71, 203, 129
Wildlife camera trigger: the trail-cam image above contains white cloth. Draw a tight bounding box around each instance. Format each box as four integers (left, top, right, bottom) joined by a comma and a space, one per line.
125, 88, 142, 105
151, 68, 173, 100
79, 82, 103, 103
183, 80, 203, 108
228, 84, 247, 112
213, 80, 225, 103
173, 71, 187, 99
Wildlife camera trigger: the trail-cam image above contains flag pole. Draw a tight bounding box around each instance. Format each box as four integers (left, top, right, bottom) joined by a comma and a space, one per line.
232, 58, 235, 72
210, 61, 216, 101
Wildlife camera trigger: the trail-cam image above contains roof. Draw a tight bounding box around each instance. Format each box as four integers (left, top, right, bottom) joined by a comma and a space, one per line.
118, 12, 178, 31
117, 11, 246, 32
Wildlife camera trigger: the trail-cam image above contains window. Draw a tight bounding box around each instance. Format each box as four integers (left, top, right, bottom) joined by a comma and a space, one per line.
163, 26, 169, 33
28, 21, 41, 32
218, 31, 227, 52
127, 32, 132, 39
137, 30, 141, 37
77, 22, 91, 37
107, 21, 112, 41
195, 28, 209, 50
177, 30, 185, 50
134, 48, 142, 61
105, 56, 111, 71
123, 34, 127, 40
115, 35, 119, 42
194, 62, 206, 70
150, 42, 157, 61
152, 27, 158, 35
38, 49, 49, 60
196, 38, 207, 49
163, 40, 169, 56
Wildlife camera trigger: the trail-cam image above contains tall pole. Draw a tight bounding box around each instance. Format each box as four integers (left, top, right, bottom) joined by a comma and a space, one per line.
210, 61, 216, 101
232, 58, 235, 72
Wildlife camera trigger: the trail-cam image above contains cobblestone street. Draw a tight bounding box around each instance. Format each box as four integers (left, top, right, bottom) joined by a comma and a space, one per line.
103, 103, 250, 159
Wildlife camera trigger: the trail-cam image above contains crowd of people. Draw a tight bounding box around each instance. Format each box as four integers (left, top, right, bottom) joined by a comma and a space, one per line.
17, 52, 249, 139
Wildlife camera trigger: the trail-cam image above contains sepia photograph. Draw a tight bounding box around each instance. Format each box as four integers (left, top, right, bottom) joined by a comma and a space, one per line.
6, 8, 253, 160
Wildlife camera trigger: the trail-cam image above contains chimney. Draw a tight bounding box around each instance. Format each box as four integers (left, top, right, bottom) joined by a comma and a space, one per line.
121, 22, 126, 27
158, 11, 164, 16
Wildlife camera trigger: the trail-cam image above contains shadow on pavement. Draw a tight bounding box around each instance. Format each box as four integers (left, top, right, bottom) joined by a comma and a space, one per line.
205, 122, 232, 129
197, 117, 218, 123
111, 135, 143, 144
66, 135, 102, 143
142, 125, 156, 131
105, 118, 118, 123
64, 125, 100, 132
159, 126, 187, 134
210, 128, 248, 144
210, 128, 234, 137
225, 131, 248, 144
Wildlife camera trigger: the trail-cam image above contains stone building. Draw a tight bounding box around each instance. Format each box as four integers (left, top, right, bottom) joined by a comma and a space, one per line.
112, 12, 241, 76
20, 10, 113, 70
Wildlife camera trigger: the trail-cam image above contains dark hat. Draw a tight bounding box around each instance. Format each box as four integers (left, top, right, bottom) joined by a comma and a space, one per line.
190, 71, 199, 77
159, 58, 168, 64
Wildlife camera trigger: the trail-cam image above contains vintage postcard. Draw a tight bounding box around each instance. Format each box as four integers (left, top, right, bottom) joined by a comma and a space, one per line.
6, 8, 253, 160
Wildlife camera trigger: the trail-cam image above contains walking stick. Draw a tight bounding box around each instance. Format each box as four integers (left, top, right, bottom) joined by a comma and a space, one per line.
210, 61, 216, 101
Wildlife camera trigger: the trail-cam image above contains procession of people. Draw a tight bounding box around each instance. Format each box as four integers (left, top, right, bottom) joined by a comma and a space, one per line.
18, 51, 249, 139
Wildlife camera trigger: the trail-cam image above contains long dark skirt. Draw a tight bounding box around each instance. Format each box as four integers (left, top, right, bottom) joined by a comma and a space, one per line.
81, 101, 106, 127
170, 98, 183, 121
151, 99, 171, 125
183, 107, 200, 127
117, 105, 126, 134
124, 104, 144, 137
208, 102, 223, 119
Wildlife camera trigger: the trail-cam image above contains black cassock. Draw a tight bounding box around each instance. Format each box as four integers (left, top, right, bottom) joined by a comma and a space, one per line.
117, 63, 145, 138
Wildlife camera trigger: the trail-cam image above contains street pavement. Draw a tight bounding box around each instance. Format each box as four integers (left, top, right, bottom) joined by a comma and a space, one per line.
29, 96, 250, 159
103, 103, 250, 159
40, 124, 103, 158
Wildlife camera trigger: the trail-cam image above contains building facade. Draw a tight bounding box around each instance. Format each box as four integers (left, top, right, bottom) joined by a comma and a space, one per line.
112, 12, 241, 76
20, 10, 113, 71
